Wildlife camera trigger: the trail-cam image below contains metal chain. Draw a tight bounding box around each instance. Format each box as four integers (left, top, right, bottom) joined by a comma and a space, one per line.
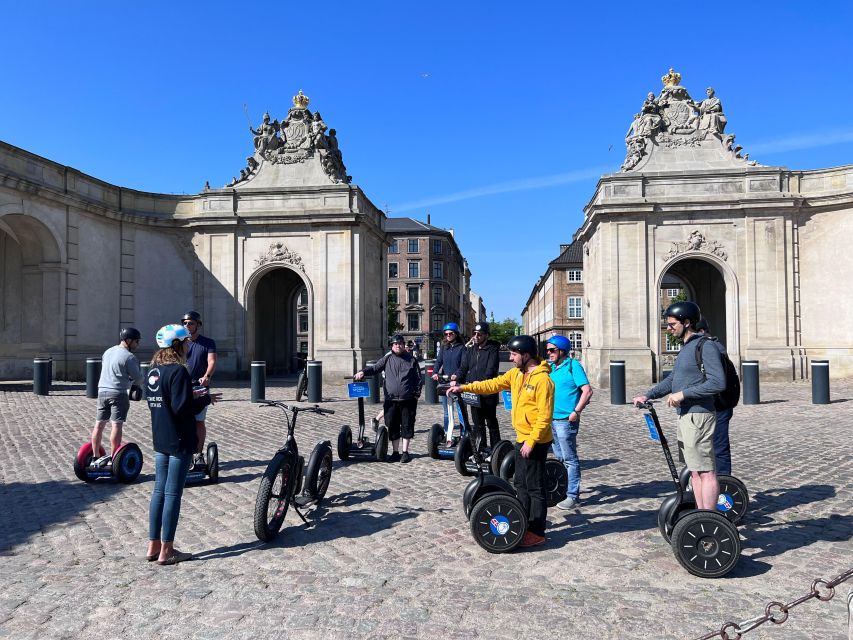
691, 567, 853, 640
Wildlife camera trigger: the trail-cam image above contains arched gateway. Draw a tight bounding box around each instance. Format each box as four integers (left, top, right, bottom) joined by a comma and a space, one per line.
0, 90, 388, 381
577, 69, 853, 386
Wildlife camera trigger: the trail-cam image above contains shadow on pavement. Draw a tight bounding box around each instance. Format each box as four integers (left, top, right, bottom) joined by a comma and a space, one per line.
580, 457, 620, 471
325, 488, 390, 508
748, 484, 837, 521
581, 479, 674, 507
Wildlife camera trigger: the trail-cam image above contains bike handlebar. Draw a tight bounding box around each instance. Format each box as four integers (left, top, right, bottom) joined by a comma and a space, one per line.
257, 400, 335, 415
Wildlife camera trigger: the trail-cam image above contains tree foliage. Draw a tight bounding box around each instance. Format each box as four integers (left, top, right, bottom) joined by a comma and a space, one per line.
387, 291, 403, 334
489, 316, 521, 347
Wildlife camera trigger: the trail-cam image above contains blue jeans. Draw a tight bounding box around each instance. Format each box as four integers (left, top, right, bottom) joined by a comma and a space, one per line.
551, 419, 580, 501
440, 394, 469, 436
713, 408, 733, 476
149, 451, 192, 542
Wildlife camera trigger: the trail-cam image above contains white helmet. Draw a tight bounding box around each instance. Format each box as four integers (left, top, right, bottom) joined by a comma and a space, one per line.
155, 324, 191, 348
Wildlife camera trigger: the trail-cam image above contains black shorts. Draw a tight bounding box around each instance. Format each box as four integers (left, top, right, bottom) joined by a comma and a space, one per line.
383, 398, 418, 440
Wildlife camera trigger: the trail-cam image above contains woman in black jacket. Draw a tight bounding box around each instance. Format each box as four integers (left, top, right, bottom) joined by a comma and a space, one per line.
145, 324, 219, 565
432, 322, 469, 434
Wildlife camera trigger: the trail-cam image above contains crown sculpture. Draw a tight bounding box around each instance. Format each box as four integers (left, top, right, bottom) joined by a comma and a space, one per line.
620, 69, 758, 172
292, 90, 310, 109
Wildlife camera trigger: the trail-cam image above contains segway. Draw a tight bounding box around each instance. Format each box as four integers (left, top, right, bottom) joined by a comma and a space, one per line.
185, 441, 220, 484
677, 465, 749, 525
337, 378, 389, 462
428, 378, 469, 460
637, 401, 741, 578
451, 390, 513, 476
498, 449, 569, 507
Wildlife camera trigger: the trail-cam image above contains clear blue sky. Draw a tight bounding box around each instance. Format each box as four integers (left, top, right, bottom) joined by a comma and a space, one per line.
3, 2, 852, 321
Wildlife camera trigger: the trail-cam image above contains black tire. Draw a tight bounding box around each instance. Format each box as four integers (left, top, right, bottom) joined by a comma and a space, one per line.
74, 443, 104, 482
469, 493, 528, 553
499, 448, 516, 482
254, 451, 296, 542
296, 371, 308, 402
206, 442, 219, 483
374, 426, 389, 462
489, 440, 513, 476
454, 436, 474, 476
544, 459, 568, 507
337, 425, 352, 461
716, 475, 750, 525
428, 424, 443, 459
113, 443, 144, 483
304, 442, 333, 502
670, 510, 741, 578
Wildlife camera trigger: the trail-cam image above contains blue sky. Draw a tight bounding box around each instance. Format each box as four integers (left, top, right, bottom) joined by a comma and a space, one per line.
2, 1, 852, 321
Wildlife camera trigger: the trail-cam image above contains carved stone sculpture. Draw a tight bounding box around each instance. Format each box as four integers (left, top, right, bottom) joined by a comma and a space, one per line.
662, 230, 728, 262
250, 112, 281, 155
691, 87, 727, 134
255, 242, 306, 271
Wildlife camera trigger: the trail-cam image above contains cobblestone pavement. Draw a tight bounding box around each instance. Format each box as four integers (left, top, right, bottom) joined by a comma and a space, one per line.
1, 377, 851, 639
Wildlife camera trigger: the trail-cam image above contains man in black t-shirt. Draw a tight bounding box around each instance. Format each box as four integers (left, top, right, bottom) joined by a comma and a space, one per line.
181, 311, 217, 465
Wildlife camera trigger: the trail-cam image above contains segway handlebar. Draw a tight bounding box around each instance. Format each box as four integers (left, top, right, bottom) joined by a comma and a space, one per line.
636, 400, 655, 410
257, 400, 335, 415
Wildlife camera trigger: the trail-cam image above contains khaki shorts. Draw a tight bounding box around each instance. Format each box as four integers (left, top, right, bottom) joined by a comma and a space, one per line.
677, 412, 716, 472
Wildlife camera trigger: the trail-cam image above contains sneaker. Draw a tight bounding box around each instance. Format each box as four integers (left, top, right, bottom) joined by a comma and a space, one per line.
518, 532, 546, 547
556, 497, 579, 511
92, 455, 112, 468
388, 451, 401, 463
400, 452, 411, 463
193, 453, 206, 467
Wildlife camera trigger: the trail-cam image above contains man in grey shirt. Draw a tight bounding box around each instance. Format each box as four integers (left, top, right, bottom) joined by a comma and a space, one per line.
633, 302, 726, 510
91, 328, 144, 466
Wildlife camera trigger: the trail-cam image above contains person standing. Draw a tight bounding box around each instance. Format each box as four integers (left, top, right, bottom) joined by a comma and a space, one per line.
695, 318, 734, 476
632, 301, 726, 510
455, 321, 501, 450
146, 324, 219, 565
432, 322, 468, 435
181, 311, 216, 466
354, 335, 422, 463
91, 328, 144, 466
450, 335, 554, 547
545, 335, 593, 510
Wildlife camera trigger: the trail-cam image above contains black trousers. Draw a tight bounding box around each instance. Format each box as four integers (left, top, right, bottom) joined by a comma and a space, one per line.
469, 402, 501, 449
383, 398, 418, 441
513, 441, 550, 536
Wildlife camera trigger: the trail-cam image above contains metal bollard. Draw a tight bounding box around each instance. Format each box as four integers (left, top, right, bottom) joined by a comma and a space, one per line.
610, 360, 626, 405
423, 359, 438, 405
307, 360, 322, 403
250, 361, 266, 403
139, 362, 151, 383
86, 358, 102, 399
365, 360, 380, 405
811, 359, 830, 405
741, 360, 760, 405
33, 357, 51, 396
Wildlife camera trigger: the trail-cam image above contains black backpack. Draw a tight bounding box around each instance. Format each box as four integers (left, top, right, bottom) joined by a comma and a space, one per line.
695, 336, 740, 411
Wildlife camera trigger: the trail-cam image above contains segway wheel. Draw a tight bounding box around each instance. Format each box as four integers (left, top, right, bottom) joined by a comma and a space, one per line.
206, 442, 219, 483
454, 436, 474, 477
716, 475, 750, 525
304, 442, 333, 502
678, 465, 691, 491
499, 448, 516, 482
428, 424, 443, 459
113, 443, 144, 483
74, 443, 105, 482
489, 440, 513, 476
254, 451, 296, 542
544, 459, 568, 507
295, 371, 308, 402
337, 425, 352, 461
670, 510, 741, 578
469, 493, 528, 553
374, 426, 389, 462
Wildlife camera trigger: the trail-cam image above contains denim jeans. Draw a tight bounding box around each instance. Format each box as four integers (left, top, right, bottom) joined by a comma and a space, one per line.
440, 394, 469, 436
149, 451, 192, 542
713, 407, 733, 476
550, 419, 580, 501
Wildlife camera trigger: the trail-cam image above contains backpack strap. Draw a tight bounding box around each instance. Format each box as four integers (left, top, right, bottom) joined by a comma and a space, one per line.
695, 336, 708, 378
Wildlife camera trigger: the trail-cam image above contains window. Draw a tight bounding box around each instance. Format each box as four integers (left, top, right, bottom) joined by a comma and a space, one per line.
389, 262, 398, 278
666, 288, 681, 298
299, 341, 308, 353
388, 287, 398, 304
388, 239, 399, 254
432, 313, 445, 331
567, 269, 582, 282
568, 296, 583, 319
407, 313, 420, 331
432, 285, 443, 305
666, 332, 682, 352
433, 261, 443, 279
569, 332, 583, 352
407, 239, 419, 253
298, 287, 308, 305
408, 261, 420, 278
407, 285, 420, 305
433, 239, 443, 254
298, 313, 308, 333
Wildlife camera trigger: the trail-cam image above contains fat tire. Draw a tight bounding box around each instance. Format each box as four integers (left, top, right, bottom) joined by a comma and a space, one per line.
469, 493, 528, 553
253, 451, 295, 542
296, 371, 308, 402
337, 425, 352, 461
489, 440, 513, 477
206, 442, 219, 483
544, 459, 568, 507
716, 475, 749, 525
375, 426, 389, 461
304, 442, 333, 502
454, 436, 474, 476
428, 424, 443, 459
113, 443, 144, 483
670, 510, 741, 578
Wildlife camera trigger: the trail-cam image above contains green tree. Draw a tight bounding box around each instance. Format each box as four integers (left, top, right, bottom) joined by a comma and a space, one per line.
387, 290, 403, 334
489, 316, 521, 347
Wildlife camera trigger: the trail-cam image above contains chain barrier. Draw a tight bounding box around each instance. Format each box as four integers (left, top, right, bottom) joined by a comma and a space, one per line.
691, 567, 853, 640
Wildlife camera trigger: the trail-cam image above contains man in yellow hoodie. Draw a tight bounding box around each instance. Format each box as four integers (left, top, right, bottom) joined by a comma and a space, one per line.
449, 335, 554, 547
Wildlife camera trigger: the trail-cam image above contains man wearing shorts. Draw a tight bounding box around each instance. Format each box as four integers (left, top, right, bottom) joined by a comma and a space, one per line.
182, 311, 217, 465
632, 301, 726, 510
92, 328, 143, 466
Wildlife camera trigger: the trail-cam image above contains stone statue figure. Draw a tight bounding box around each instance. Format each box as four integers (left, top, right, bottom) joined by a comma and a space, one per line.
250, 112, 281, 155
311, 112, 328, 150
692, 87, 727, 134
637, 92, 664, 136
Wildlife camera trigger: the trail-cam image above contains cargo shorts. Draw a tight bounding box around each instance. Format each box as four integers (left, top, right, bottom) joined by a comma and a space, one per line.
677, 411, 716, 472
96, 391, 130, 423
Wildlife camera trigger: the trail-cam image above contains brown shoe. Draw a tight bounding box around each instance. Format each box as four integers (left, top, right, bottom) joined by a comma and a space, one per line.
518, 532, 546, 548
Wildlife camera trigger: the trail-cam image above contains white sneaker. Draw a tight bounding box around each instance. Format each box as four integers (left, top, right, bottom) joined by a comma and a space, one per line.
92, 455, 112, 468
556, 497, 578, 511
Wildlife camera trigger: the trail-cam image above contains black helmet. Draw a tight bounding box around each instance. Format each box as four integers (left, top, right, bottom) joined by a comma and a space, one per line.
182, 311, 202, 324
390, 334, 405, 345
663, 301, 701, 328
120, 327, 141, 342
507, 335, 538, 357
695, 316, 709, 332
473, 321, 490, 334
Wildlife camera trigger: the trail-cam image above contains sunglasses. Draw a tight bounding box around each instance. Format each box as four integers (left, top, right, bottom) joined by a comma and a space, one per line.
444, 332, 455, 336
182, 321, 196, 326
545, 347, 558, 353
473, 331, 486, 336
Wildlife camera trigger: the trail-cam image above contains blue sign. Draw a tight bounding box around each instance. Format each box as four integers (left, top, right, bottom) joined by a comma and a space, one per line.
644, 414, 660, 441
501, 390, 512, 411
348, 382, 371, 398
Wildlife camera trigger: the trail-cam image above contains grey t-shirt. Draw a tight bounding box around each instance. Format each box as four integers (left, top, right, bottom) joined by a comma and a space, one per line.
98, 345, 143, 394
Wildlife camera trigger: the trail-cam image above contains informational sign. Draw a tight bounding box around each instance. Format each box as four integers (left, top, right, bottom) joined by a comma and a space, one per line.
501, 390, 512, 411
348, 382, 371, 398
644, 414, 660, 442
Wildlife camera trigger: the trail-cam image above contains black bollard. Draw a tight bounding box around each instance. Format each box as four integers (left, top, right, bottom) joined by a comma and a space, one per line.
251, 360, 266, 403
423, 359, 438, 405
366, 360, 380, 405
741, 360, 760, 405
86, 358, 102, 399
811, 359, 830, 405
139, 362, 151, 383
307, 360, 322, 403
610, 360, 626, 405
33, 357, 51, 396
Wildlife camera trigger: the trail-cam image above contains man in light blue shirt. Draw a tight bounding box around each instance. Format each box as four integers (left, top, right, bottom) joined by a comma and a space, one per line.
546, 335, 593, 510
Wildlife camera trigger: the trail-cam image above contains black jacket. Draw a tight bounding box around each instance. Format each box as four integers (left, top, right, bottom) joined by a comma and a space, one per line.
456, 339, 501, 404
146, 363, 210, 455
362, 352, 423, 401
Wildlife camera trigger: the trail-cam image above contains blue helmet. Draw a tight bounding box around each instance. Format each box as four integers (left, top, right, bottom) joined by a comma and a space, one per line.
156, 324, 191, 349
442, 323, 460, 333
546, 335, 571, 353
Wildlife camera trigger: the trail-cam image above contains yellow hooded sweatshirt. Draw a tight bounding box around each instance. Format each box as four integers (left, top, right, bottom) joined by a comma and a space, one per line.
461, 360, 554, 447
